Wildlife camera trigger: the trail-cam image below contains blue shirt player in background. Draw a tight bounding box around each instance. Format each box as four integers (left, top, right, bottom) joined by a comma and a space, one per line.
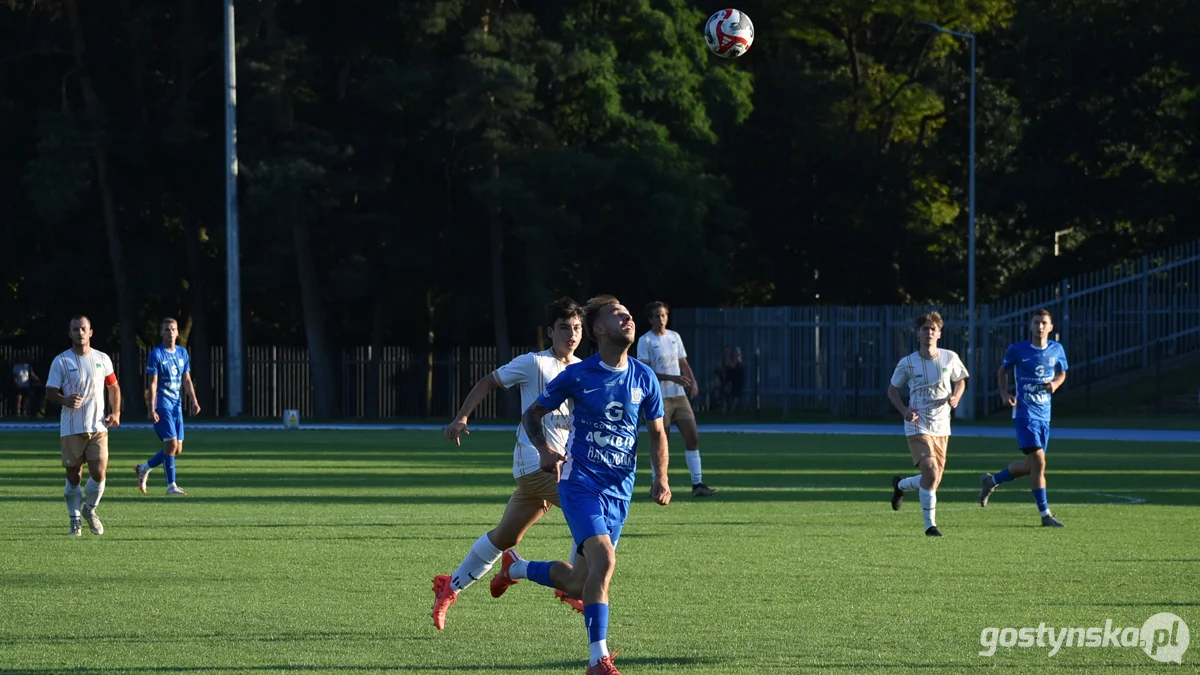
136, 318, 201, 496
979, 309, 1067, 527
489, 295, 672, 675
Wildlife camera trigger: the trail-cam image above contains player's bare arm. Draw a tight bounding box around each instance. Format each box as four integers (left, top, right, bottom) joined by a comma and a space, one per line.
998, 367, 1017, 406
646, 417, 671, 506
679, 357, 699, 397
445, 372, 501, 445
522, 401, 564, 474
948, 377, 967, 408
184, 372, 201, 415
46, 386, 83, 409
644, 366, 692, 390
1044, 371, 1066, 394
887, 384, 918, 422
104, 380, 121, 428
146, 373, 159, 422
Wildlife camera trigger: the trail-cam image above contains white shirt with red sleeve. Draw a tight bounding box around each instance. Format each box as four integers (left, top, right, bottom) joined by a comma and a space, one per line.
46, 348, 117, 437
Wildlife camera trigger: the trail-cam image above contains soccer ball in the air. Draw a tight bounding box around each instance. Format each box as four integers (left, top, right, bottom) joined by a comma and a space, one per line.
704, 9, 754, 58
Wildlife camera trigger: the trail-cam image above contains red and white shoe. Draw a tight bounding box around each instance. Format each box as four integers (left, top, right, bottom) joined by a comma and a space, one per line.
555, 589, 584, 614
585, 653, 622, 675
430, 575, 457, 630
489, 549, 522, 598
135, 464, 149, 494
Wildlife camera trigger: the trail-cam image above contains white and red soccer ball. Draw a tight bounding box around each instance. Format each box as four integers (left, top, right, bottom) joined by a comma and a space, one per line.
704, 9, 754, 59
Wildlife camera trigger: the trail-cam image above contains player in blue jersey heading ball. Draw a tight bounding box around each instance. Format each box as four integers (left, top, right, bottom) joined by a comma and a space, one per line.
136, 318, 201, 496
490, 295, 672, 675
979, 309, 1067, 527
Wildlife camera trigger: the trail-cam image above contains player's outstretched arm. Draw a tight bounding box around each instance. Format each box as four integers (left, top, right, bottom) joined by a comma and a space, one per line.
522, 401, 564, 475
445, 373, 501, 445
647, 417, 671, 506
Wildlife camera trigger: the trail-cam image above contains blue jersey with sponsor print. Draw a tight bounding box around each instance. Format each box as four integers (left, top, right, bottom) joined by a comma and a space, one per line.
146, 345, 190, 411
1001, 340, 1068, 421
537, 354, 664, 501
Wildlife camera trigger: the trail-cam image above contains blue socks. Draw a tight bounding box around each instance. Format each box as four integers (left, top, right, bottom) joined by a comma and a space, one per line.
146, 449, 166, 469
526, 561, 555, 588
993, 468, 1014, 485
585, 603, 609, 645
1033, 487, 1050, 515
164, 454, 177, 485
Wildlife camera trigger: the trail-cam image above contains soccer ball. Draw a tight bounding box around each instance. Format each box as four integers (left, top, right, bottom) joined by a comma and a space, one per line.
704, 9, 754, 59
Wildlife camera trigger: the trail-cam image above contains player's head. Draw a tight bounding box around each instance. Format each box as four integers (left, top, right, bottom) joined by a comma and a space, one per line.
915, 311, 943, 347
68, 315, 92, 348
584, 295, 635, 348
1030, 309, 1053, 340
160, 317, 179, 345
645, 301, 670, 333
544, 297, 582, 356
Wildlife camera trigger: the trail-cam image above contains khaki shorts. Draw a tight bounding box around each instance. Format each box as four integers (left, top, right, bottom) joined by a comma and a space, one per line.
664, 396, 695, 427
509, 469, 560, 515
61, 432, 109, 467
907, 434, 948, 467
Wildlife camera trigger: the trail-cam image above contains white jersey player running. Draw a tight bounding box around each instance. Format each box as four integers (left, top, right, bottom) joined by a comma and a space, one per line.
431, 297, 585, 630
886, 311, 969, 536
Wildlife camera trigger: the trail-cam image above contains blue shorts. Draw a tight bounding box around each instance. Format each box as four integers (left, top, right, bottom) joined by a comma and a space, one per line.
1014, 418, 1050, 453
558, 479, 629, 552
153, 407, 185, 442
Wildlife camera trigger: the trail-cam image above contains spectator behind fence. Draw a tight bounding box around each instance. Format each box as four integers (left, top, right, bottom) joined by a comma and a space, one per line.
13, 361, 34, 417
716, 346, 745, 412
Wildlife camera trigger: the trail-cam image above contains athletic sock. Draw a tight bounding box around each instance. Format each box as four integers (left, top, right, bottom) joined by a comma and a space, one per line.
898, 475, 921, 491
64, 481, 82, 518
84, 478, 105, 509
993, 468, 1014, 484
164, 454, 177, 486
919, 488, 937, 529
450, 534, 503, 592
144, 449, 166, 470
585, 603, 610, 666
685, 449, 702, 484
1032, 487, 1050, 516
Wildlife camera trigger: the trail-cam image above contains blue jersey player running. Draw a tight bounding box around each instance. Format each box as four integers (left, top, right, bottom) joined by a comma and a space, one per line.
489, 295, 672, 675
135, 318, 201, 496
979, 309, 1067, 527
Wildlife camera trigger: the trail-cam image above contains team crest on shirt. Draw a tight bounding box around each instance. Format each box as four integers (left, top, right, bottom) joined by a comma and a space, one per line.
1050, 357, 1057, 365
631, 387, 643, 404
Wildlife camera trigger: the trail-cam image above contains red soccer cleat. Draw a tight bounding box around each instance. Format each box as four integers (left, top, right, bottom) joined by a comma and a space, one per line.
489, 549, 522, 598
555, 589, 584, 614
431, 574, 457, 630
585, 653, 622, 675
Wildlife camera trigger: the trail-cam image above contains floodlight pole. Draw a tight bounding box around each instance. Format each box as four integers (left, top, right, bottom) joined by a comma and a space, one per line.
918, 21, 977, 420
225, 0, 243, 417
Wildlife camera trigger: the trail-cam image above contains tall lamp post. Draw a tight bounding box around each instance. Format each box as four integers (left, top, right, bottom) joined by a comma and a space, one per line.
225, 0, 243, 417
918, 20, 977, 419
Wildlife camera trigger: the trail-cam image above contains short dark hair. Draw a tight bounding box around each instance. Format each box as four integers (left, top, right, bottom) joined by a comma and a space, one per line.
544, 297, 581, 328
914, 311, 944, 331
69, 315, 90, 328
1031, 308, 1053, 322
645, 301, 669, 318
583, 295, 621, 342
160, 317, 179, 329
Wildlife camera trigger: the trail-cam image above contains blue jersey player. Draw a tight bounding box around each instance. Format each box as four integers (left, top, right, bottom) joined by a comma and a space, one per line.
135, 318, 201, 496
489, 295, 671, 675
979, 309, 1067, 527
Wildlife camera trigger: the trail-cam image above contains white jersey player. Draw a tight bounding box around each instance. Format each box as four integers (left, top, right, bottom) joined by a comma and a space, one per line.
43, 316, 122, 537
431, 297, 585, 630
886, 311, 969, 536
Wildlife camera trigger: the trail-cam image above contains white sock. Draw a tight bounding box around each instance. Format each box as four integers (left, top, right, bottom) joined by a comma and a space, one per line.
919, 488, 936, 529
685, 449, 702, 485
898, 475, 921, 491
450, 534, 503, 592
589, 639, 609, 666
64, 481, 82, 518
508, 559, 529, 580
85, 478, 105, 509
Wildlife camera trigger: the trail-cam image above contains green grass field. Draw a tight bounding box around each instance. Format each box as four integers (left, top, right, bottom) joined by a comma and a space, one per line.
2, 429, 1198, 673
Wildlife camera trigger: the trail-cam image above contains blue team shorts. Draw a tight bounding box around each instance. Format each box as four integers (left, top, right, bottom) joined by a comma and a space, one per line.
153, 407, 185, 442
558, 479, 629, 553
1014, 418, 1050, 453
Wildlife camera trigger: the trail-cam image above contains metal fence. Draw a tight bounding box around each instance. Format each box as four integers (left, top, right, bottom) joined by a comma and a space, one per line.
673, 239, 1200, 417
4, 240, 1198, 420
